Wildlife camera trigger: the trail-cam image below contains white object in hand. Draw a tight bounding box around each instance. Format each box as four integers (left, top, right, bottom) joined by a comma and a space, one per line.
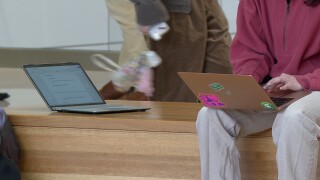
148, 22, 170, 41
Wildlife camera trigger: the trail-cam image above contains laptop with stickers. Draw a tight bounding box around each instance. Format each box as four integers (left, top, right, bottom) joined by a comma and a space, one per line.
22, 62, 150, 114
178, 72, 310, 111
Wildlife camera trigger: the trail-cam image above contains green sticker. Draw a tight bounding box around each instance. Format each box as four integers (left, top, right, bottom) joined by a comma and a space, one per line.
209, 83, 224, 91
261, 102, 276, 110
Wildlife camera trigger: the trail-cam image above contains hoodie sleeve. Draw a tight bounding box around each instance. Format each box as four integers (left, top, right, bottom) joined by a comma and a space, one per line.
130, 0, 169, 26
295, 68, 320, 91
230, 0, 274, 83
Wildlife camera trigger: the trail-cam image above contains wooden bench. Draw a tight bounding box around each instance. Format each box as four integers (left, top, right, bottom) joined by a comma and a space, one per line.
14, 127, 279, 180
2, 89, 320, 180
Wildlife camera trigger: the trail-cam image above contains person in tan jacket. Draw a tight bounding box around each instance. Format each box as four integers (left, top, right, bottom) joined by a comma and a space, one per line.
101, 0, 232, 102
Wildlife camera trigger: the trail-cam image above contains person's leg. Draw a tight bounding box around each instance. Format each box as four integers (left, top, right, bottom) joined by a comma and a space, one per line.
272, 92, 320, 180
203, 0, 232, 74
104, 0, 148, 65
196, 107, 277, 180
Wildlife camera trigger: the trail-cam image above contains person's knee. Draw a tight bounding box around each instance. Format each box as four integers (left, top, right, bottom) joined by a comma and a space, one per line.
196, 107, 240, 137
273, 105, 309, 145
285, 103, 310, 122
281, 104, 316, 134
196, 107, 220, 130
196, 107, 211, 129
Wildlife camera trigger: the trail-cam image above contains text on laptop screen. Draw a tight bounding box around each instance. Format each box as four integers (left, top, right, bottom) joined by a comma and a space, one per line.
25, 64, 104, 107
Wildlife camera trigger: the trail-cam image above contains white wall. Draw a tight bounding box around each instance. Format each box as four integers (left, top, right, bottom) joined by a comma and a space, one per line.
219, 0, 239, 38
0, 0, 122, 50
0, 0, 239, 51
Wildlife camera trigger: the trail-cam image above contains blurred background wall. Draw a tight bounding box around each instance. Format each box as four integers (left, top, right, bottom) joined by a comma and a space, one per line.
0, 0, 239, 52
0, 0, 239, 89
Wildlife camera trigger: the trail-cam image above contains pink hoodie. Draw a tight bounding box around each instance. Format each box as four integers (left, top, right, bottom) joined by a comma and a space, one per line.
231, 0, 320, 91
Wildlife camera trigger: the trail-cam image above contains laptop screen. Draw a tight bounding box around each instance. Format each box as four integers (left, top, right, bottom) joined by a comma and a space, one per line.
23, 63, 105, 107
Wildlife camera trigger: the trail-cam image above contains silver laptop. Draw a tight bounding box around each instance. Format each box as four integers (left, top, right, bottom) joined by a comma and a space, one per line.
22, 62, 150, 114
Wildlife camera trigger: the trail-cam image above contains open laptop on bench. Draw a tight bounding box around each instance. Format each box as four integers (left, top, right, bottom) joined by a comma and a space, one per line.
22, 62, 150, 114
178, 72, 310, 111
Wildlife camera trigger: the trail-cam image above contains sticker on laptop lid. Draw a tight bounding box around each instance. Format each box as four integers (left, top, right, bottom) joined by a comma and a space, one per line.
209, 83, 224, 91
261, 102, 276, 110
198, 93, 225, 108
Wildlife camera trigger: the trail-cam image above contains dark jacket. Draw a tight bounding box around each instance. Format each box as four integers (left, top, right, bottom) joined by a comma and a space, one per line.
0, 108, 21, 180
130, 0, 191, 25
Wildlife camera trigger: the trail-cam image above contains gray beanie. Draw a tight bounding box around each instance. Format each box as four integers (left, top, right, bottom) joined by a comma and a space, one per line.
131, 0, 169, 26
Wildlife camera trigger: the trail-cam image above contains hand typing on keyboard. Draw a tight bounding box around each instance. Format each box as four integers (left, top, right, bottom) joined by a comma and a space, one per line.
263, 73, 303, 92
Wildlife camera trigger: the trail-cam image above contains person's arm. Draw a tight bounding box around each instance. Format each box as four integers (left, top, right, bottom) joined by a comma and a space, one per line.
130, 0, 169, 26
230, 0, 274, 83
263, 69, 320, 92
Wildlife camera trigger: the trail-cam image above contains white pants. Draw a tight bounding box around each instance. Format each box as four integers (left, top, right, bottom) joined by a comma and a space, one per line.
196, 92, 320, 180
104, 0, 148, 65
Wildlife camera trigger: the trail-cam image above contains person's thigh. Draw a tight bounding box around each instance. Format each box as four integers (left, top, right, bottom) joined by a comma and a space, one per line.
223, 109, 278, 137
273, 92, 320, 141
285, 92, 320, 125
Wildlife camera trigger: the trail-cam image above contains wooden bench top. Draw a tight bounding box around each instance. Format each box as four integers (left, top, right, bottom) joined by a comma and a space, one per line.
2, 89, 272, 136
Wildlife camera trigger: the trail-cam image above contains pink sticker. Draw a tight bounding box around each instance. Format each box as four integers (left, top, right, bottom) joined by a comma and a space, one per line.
198, 93, 226, 108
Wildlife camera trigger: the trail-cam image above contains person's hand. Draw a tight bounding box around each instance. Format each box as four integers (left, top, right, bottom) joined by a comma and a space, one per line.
138, 25, 151, 34
263, 73, 303, 92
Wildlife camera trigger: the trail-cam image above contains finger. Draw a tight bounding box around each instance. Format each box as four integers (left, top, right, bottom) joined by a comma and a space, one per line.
268, 84, 284, 92
279, 84, 289, 90
265, 78, 282, 91
275, 83, 285, 90
269, 77, 283, 85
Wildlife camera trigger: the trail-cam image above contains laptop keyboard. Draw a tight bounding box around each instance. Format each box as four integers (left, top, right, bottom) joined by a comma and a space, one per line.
270, 97, 294, 107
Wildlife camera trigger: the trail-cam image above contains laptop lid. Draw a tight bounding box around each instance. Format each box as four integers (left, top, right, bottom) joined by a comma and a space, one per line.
178, 72, 309, 111
22, 62, 149, 113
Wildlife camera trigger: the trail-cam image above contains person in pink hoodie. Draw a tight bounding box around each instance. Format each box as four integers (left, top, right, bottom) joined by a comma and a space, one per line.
196, 0, 320, 179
